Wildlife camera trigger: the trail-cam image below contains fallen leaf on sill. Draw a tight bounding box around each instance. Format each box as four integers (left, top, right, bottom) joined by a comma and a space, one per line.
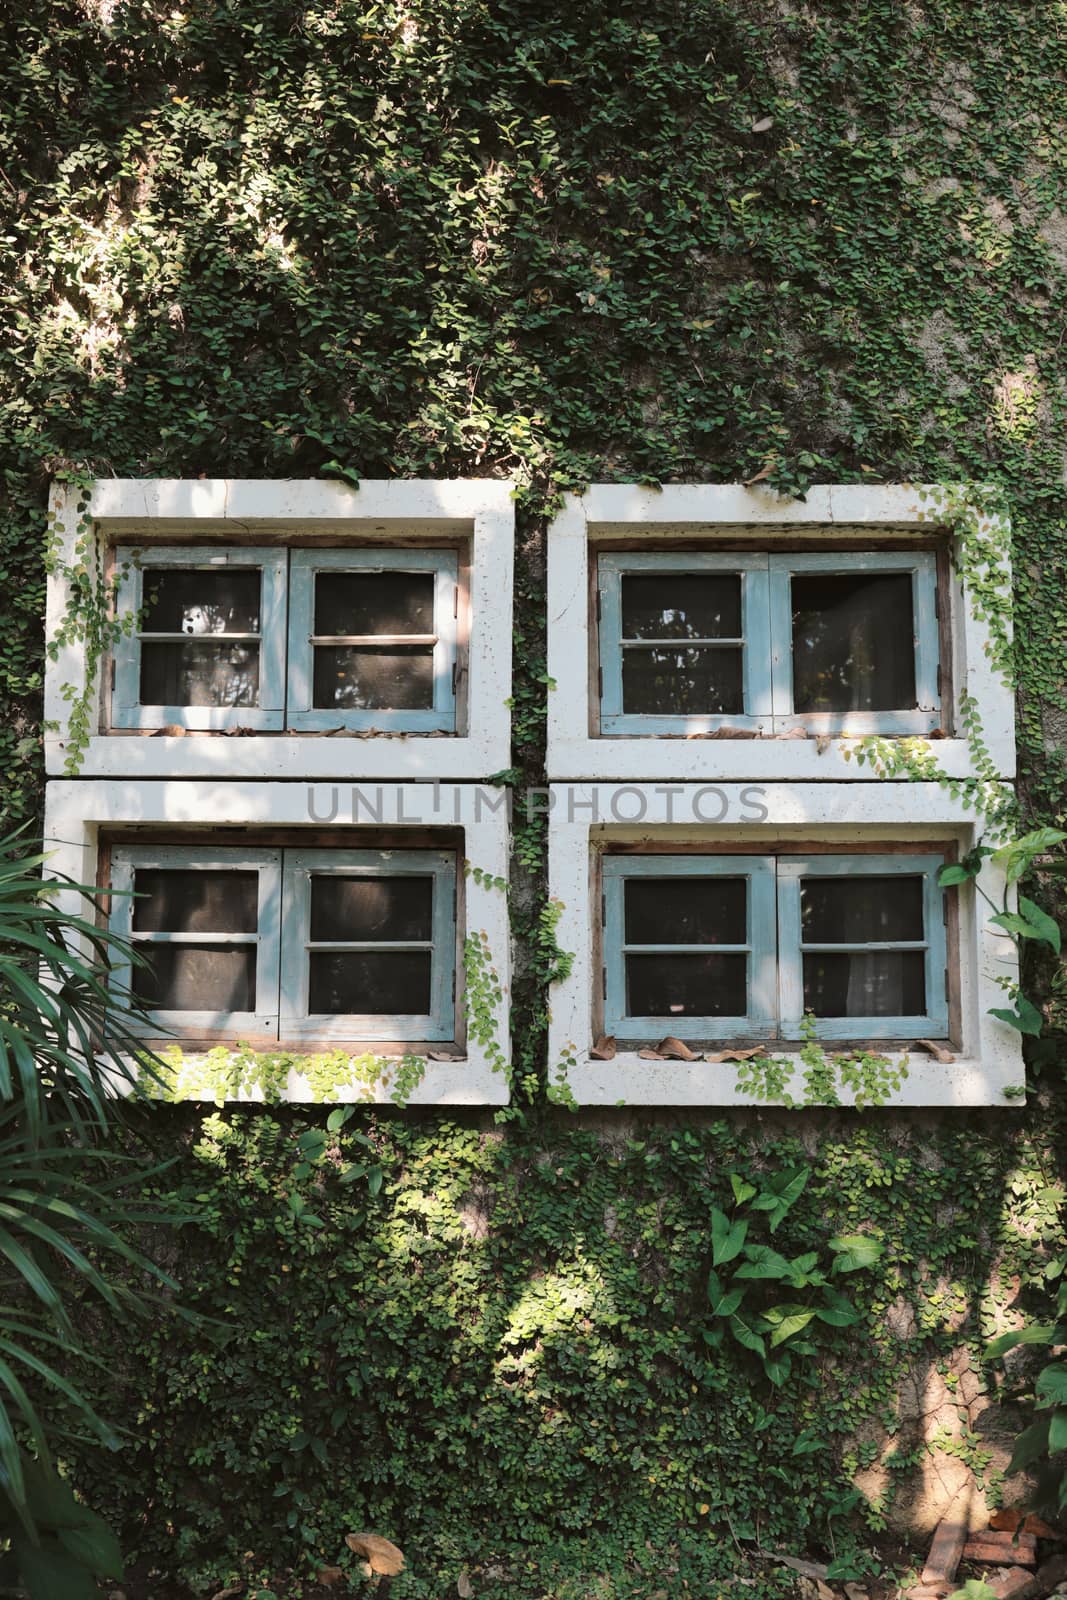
814, 735, 832, 754
427, 1050, 464, 1062
705, 1046, 766, 1063
590, 1035, 616, 1060
916, 1038, 955, 1063
153, 723, 187, 737
345, 1533, 405, 1575
656, 1035, 698, 1060
928, 726, 946, 739
779, 726, 809, 740
638, 1048, 666, 1060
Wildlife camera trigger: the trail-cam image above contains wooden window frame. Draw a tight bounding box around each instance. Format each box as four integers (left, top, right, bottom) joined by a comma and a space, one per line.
594, 548, 941, 738
601, 849, 949, 1045
111, 546, 288, 731
285, 549, 459, 733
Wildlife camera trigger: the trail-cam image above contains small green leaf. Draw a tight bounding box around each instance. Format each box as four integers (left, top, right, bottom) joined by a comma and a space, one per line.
730, 1174, 756, 1206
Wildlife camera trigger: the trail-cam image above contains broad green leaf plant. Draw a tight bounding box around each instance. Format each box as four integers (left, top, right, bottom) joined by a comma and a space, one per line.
704, 1167, 884, 1387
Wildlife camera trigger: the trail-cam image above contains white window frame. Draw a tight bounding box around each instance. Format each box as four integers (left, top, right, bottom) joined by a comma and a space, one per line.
111, 546, 289, 731
45, 479, 514, 781
546, 783, 1024, 1107
547, 484, 1014, 783
44, 780, 511, 1106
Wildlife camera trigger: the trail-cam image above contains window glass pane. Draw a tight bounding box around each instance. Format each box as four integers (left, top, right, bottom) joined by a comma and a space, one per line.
803, 952, 926, 1017
142, 569, 260, 635
791, 572, 917, 713
624, 877, 746, 945
309, 875, 433, 942
308, 951, 432, 1015
620, 574, 742, 640
625, 953, 747, 1017
133, 945, 256, 1012
801, 876, 924, 944
312, 646, 434, 710
132, 869, 259, 934
314, 571, 435, 637
140, 640, 260, 707
621, 646, 743, 715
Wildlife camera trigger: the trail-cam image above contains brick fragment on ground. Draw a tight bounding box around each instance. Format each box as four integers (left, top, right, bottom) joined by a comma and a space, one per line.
985, 1565, 1042, 1600
920, 1495, 969, 1587
992, 1509, 1066, 1541
963, 1533, 1038, 1567
905, 1585, 950, 1599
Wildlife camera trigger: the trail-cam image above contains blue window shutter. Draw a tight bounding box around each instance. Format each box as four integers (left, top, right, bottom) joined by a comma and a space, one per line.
110, 546, 287, 732
286, 548, 459, 733
279, 847, 457, 1042
768, 550, 942, 736
108, 844, 283, 1038
601, 853, 777, 1041
596, 552, 771, 735
776, 853, 948, 1041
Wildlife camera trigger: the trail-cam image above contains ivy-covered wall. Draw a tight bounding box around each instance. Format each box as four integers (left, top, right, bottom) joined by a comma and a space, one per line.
4, 0, 1067, 1593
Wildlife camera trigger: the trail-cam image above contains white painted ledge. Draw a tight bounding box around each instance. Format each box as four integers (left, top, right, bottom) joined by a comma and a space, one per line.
566, 1053, 1021, 1108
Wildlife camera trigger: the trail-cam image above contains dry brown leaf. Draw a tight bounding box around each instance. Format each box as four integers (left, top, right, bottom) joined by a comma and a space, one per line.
705, 1046, 766, 1063
345, 1533, 405, 1575
590, 1034, 616, 1061
457, 1573, 474, 1599
751, 114, 775, 132
655, 1035, 698, 1061
317, 1570, 345, 1588
779, 725, 809, 739
427, 1050, 463, 1062
638, 1048, 666, 1060
917, 1038, 955, 1064
814, 735, 832, 754
743, 460, 776, 486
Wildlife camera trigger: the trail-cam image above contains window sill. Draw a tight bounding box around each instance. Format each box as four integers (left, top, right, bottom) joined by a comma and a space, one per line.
45, 731, 506, 781
547, 734, 1013, 783
127, 1047, 505, 1106
561, 1049, 1024, 1107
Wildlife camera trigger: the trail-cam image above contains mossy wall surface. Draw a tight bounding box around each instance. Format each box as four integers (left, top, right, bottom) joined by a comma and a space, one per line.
3, 0, 1067, 1592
